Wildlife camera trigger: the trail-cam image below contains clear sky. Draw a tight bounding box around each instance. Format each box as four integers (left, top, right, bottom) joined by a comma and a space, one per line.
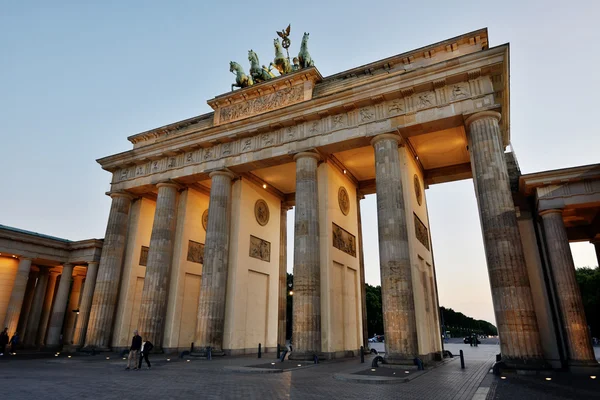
2, 1, 599, 325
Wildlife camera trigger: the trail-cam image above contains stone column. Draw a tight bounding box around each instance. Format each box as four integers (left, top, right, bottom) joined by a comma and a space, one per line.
23, 269, 49, 345
466, 111, 544, 366
356, 194, 369, 351
85, 192, 133, 349
72, 261, 99, 347
63, 274, 84, 345
290, 152, 321, 359
278, 204, 289, 346
46, 264, 74, 347
540, 209, 597, 366
371, 134, 418, 363
17, 269, 39, 337
195, 171, 234, 352
37, 271, 59, 346
3, 257, 33, 336
138, 181, 179, 348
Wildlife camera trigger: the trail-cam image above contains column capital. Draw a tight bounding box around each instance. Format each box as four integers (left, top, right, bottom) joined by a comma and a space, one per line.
464, 111, 501, 129
18, 256, 33, 262
156, 180, 180, 190
293, 151, 321, 162
87, 261, 99, 267
108, 191, 134, 201
370, 133, 402, 147
62, 262, 74, 268
209, 170, 235, 180
539, 208, 564, 218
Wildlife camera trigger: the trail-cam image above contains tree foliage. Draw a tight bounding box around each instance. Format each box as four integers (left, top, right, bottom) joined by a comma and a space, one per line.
364, 284, 497, 338
439, 306, 497, 337
575, 267, 600, 338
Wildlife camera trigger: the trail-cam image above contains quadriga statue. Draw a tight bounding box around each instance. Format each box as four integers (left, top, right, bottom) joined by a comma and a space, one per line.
229, 61, 253, 91
248, 50, 275, 84
298, 32, 314, 68
269, 38, 292, 75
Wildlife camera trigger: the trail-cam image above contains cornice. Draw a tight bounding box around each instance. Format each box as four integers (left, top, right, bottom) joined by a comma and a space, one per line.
98, 45, 507, 174
519, 163, 600, 195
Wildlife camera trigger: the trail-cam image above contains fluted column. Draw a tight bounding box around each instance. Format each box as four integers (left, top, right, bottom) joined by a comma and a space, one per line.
278, 204, 289, 346
72, 262, 99, 347
3, 257, 33, 336
23, 269, 49, 345
85, 192, 133, 349
371, 134, 418, 362
290, 152, 321, 359
195, 170, 235, 352
540, 209, 597, 366
138, 181, 179, 348
46, 264, 74, 347
63, 274, 84, 345
466, 111, 544, 366
17, 269, 39, 337
37, 271, 59, 346
356, 194, 369, 351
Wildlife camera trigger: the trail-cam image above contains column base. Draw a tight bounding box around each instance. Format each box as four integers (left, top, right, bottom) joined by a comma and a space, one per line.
288, 351, 325, 361
502, 356, 550, 370
568, 359, 600, 375
383, 354, 421, 366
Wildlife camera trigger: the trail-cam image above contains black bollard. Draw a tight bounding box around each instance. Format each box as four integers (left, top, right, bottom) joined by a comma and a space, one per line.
207, 346, 212, 361
277, 344, 281, 359
360, 346, 364, 363
190, 342, 194, 353
459, 349, 465, 369
313, 354, 318, 364
258, 343, 262, 358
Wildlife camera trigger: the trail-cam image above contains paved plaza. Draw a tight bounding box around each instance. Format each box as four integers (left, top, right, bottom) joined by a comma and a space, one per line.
1, 344, 598, 399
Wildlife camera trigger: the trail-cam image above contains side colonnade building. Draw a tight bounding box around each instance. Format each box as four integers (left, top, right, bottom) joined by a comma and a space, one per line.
1, 29, 598, 372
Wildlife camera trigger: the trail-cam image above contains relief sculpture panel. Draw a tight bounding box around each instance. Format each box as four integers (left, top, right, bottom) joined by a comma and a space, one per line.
414, 213, 430, 251
219, 85, 304, 124
332, 222, 356, 257
187, 240, 205, 264
249, 235, 271, 262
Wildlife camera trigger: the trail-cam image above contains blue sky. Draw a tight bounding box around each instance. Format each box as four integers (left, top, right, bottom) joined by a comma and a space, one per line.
2, 1, 599, 324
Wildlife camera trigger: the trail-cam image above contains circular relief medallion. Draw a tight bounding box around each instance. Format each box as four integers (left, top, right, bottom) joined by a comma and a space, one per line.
338, 186, 350, 216
202, 209, 209, 231
414, 174, 422, 206
254, 199, 270, 226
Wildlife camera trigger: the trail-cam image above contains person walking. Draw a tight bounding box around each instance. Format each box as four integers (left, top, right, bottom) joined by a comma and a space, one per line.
138, 340, 153, 370
0, 328, 8, 356
10, 332, 19, 354
125, 330, 142, 370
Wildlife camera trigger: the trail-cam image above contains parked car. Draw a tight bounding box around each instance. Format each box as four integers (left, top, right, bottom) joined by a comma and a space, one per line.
463, 336, 481, 344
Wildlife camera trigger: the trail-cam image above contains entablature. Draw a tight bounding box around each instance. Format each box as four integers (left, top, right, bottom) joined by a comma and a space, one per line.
99, 44, 508, 190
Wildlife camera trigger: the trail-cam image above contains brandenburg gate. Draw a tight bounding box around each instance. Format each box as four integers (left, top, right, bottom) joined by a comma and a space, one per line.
3, 28, 595, 372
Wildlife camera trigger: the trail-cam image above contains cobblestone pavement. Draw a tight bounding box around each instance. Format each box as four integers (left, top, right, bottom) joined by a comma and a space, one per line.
2, 344, 598, 399
0, 344, 502, 400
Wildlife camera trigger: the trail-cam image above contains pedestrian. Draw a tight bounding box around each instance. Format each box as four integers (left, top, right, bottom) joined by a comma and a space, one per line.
10, 331, 19, 354
138, 340, 153, 370
0, 327, 8, 356
125, 329, 142, 370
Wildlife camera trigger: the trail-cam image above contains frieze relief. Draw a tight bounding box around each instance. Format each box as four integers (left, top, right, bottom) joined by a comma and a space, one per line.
414, 213, 430, 251
332, 222, 356, 257
249, 235, 271, 262
114, 76, 493, 183
187, 240, 205, 264
219, 85, 304, 124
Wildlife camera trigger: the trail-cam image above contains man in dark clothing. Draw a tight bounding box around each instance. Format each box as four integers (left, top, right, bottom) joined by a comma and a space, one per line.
0, 328, 8, 356
138, 340, 153, 369
10, 332, 19, 354
125, 329, 142, 370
